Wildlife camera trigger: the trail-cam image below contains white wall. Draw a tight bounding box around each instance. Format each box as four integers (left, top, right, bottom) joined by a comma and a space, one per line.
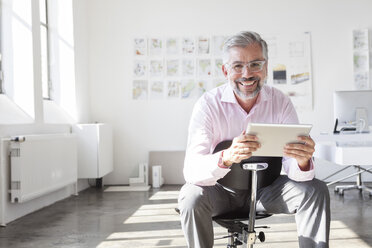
83, 0, 372, 184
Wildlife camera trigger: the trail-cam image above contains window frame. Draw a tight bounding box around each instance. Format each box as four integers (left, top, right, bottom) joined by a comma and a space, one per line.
40, 0, 52, 100
0, 0, 3, 94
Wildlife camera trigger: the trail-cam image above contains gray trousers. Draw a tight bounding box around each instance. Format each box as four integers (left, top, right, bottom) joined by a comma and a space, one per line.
178, 176, 330, 248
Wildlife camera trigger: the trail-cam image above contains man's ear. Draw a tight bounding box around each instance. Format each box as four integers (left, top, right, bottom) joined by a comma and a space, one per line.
222, 64, 228, 78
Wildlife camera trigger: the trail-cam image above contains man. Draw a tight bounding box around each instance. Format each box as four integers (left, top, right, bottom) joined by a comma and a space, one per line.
178, 31, 330, 248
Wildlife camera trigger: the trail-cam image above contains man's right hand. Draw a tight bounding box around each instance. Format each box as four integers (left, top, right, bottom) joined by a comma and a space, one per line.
222, 131, 261, 167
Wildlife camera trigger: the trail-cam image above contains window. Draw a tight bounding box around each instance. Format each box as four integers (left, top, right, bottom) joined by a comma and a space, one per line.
39, 0, 51, 99
0, 49, 3, 94
0, 1, 3, 94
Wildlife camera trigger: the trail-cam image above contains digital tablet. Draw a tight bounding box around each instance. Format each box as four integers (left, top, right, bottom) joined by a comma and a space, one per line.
246, 123, 313, 157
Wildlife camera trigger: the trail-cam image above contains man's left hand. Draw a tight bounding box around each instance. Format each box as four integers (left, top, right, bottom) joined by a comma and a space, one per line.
283, 136, 315, 171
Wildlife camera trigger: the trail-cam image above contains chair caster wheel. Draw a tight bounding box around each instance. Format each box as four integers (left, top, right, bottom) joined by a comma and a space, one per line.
258, 231, 265, 242
235, 240, 242, 246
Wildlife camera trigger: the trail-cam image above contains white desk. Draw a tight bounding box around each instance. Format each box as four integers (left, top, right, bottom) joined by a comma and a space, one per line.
314, 133, 372, 196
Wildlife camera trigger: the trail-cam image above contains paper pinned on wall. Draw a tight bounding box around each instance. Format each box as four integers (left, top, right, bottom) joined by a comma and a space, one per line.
149, 60, 163, 77
167, 81, 181, 99
182, 37, 195, 55
353, 29, 369, 50
133, 60, 147, 78
196, 79, 209, 96
354, 50, 369, 72
214, 59, 224, 77
166, 38, 179, 55
353, 29, 370, 90
149, 38, 163, 56
182, 59, 195, 77
181, 79, 196, 99
212, 36, 227, 56
198, 59, 211, 77
149, 81, 164, 100
134, 38, 147, 56
133, 80, 148, 100
354, 72, 369, 90
198, 36, 210, 55
166, 59, 180, 77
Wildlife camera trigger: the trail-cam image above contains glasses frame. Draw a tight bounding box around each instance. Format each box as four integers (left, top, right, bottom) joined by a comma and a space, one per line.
226, 60, 266, 75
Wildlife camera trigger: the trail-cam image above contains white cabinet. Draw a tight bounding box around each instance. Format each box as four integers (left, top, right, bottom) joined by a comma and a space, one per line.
72, 123, 113, 178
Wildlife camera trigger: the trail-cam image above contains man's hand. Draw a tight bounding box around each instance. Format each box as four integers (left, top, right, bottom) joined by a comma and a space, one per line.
283, 136, 315, 171
222, 131, 261, 167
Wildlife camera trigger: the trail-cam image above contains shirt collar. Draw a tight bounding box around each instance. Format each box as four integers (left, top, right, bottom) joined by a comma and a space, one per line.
221, 83, 237, 103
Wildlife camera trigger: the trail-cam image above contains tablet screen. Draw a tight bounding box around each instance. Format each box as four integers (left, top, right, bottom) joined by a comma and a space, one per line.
246, 123, 312, 157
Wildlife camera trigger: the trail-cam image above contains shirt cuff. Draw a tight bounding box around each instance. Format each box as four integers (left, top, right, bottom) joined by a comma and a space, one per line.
284, 157, 315, 182
217, 150, 230, 169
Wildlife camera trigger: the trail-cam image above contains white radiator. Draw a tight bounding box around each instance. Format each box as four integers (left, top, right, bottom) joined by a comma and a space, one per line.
9, 134, 77, 203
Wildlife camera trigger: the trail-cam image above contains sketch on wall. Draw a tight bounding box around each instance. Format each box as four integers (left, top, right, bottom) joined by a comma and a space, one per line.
132, 35, 227, 100
134, 38, 147, 56
264, 32, 313, 110
132, 32, 314, 111
353, 29, 370, 90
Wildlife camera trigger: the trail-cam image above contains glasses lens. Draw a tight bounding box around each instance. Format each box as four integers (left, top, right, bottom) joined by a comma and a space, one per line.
249, 61, 263, 72
232, 64, 244, 73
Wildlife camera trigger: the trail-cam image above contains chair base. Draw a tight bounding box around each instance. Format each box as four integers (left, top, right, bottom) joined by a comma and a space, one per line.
334, 184, 372, 196
221, 230, 265, 248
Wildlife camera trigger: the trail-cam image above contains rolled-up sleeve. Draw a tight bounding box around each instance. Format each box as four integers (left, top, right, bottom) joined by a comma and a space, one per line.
183, 98, 230, 186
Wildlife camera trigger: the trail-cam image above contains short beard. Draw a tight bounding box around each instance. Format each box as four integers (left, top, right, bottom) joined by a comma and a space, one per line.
231, 76, 266, 100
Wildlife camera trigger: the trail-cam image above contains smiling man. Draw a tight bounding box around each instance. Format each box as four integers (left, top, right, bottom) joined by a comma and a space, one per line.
178, 31, 330, 248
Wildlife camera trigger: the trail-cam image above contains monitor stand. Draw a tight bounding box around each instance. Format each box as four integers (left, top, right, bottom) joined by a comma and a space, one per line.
356, 108, 369, 133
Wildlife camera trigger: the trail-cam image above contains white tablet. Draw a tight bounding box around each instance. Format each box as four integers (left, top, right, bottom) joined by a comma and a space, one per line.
246, 123, 312, 157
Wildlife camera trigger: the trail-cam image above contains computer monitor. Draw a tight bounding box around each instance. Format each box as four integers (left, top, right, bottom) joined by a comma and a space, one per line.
334, 90, 372, 133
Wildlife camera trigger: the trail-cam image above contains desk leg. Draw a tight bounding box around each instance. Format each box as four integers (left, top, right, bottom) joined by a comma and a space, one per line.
356, 166, 362, 188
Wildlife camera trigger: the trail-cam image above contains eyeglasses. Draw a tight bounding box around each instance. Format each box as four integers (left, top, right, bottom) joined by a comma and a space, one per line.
226, 60, 266, 74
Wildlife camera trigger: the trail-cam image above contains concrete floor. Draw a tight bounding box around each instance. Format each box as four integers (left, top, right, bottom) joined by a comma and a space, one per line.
0, 184, 371, 248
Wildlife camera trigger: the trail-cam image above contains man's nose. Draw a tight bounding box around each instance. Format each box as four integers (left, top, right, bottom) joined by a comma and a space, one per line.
241, 66, 253, 77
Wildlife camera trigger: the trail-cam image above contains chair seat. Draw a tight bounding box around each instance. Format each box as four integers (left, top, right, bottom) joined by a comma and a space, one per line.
213, 211, 271, 222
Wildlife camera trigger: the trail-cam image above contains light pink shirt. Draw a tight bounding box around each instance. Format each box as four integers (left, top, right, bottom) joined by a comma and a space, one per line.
183, 83, 314, 186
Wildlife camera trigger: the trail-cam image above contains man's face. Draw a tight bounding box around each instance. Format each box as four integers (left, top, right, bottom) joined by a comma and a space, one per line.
222, 43, 267, 100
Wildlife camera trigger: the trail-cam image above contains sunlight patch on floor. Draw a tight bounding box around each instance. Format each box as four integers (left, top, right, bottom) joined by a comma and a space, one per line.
149, 191, 180, 200
123, 214, 180, 224
138, 203, 179, 210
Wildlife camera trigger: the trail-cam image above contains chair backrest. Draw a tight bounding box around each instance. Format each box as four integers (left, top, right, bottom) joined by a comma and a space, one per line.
214, 140, 282, 190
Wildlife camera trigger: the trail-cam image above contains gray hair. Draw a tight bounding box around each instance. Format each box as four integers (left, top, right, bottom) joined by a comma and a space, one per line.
222, 31, 268, 63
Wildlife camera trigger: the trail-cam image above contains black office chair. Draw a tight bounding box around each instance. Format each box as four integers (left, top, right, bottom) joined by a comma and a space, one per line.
213, 140, 282, 248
